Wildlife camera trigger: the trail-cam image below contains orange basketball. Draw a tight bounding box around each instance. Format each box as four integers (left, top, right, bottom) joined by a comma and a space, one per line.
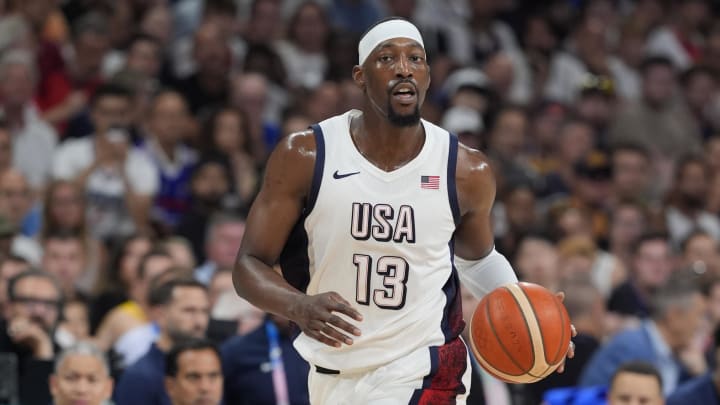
468, 282, 571, 384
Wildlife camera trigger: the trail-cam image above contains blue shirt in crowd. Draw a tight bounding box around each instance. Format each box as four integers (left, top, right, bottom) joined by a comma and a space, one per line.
114, 343, 171, 405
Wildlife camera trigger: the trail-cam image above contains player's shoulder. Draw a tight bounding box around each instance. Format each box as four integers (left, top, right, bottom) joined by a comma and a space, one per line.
455, 142, 495, 186
278, 128, 318, 157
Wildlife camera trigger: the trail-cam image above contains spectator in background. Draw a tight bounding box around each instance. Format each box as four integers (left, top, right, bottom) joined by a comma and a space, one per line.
276, 1, 330, 90
0, 255, 30, 313
115, 278, 210, 405
608, 232, 673, 321
680, 66, 718, 139
328, 0, 383, 35
541, 118, 596, 199
610, 143, 653, 204
440, 106, 484, 150
90, 233, 153, 333
50, 343, 114, 405
94, 248, 175, 368
194, 213, 245, 285
612, 22, 646, 102
222, 314, 310, 405
41, 231, 87, 300
581, 274, 706, 395
609, 200, 650, 269
59, 297, 90, 343
646, 0, 709, 70
165, 339, 223, 405
527, 277, 604, 404
607, 361, 665, 405
242, 0, 284, 47
575, 75, 618, 142
665, 157, 720, 247
0, 270, 64, 405
202, 107, 259, 209
493, 181, 538, 259
162, 237, 197, 271
141, 90, 197, 234
0, 169, 40, 238
0, 49, 58, 189
37, 12, 109, 137
0, 124, 13, 174
172, 22, 230, 116
51, 83, 159, 241
608, 56, 700, 194
567, 151, 614, 246
514, 234, 561, 292
230, 72, 281, 162
41, 180, 103, 294
104, 33, 163, 80
176, 159, 235, 263
667, 325, 720, 404
486, 105, 535, 194
681, 231, 720, 277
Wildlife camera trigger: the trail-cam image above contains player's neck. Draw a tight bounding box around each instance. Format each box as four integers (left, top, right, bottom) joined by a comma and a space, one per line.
352, 111, 425, 172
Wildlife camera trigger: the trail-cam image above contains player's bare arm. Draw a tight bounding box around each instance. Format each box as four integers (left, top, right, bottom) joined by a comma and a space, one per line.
233, 130, 362, 348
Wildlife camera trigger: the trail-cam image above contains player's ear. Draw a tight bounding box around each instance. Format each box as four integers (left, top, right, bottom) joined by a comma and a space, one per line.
352, 65, 365, 89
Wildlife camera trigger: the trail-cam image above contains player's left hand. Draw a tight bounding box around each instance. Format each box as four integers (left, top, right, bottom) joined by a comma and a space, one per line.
554, 291, 577, 374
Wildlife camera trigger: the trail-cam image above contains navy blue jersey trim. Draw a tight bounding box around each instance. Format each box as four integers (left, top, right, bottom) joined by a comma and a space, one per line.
306, 124, 325, 213
408, 346, 439, 405
447, 133, 460, 226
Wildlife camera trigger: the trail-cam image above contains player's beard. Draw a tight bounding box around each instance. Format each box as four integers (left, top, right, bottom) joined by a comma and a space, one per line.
387, 101, 420, 127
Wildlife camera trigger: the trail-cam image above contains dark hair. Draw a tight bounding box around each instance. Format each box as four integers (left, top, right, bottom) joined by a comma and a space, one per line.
674, 155, 709, 182
165, 338, 221, 377
203, 0, 238, 16
90, 82, 133, 107
287, 1, 328, 45
7, 270, 63, 306
72, 11, 109, 40
680, 65, 716, 87
128, 33, 161, 51
631, 232, 669, 255
149, 89, 189, 116
137, 247, 172, 280
639, 55, 675, 76
609, 361, 663, 392
202, 107, 252, 156
148, 277, 207, 307
205, 211, 245, 246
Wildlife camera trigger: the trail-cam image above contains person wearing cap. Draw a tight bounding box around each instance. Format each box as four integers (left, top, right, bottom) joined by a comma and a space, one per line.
233, 17, 575, 403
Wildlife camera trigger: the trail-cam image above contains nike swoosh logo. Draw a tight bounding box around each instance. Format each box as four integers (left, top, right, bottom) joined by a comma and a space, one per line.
333, 170, 360, 179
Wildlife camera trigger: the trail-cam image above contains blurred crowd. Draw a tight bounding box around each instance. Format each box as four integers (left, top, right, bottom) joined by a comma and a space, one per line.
0, 0, 719, 404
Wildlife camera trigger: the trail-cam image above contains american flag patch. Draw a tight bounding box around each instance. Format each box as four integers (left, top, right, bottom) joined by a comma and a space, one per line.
421, 175, 440, 189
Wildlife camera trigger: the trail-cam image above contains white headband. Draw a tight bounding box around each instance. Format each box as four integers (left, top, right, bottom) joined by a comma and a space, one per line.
358, 19, 425, 65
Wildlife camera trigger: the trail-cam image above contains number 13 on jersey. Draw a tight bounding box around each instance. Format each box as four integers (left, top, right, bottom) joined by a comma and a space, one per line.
353, 254, 409, 310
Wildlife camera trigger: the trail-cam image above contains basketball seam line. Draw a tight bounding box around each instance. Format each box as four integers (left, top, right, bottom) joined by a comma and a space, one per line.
518, 285, 549, 368
499, 286, 535, 375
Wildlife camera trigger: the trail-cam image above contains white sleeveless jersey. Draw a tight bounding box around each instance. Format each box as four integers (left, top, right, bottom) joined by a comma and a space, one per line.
286, 110, 465, 372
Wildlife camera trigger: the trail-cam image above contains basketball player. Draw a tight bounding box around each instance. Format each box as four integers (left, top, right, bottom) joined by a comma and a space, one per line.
233, 17, 574, 404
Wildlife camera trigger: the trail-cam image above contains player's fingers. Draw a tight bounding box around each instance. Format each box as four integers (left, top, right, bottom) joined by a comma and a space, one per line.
556, 360, 566, 374
567, 340, 576, 359
328, 301, 363, 322
555, 291, 565, 302
326, 314, 361, 337
570, 324, 577, 337
320, 322, 354, 345
306, 329, 342, 348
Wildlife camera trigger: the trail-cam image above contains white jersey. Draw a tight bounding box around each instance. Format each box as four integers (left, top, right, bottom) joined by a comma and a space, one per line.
284, 110, 464, 372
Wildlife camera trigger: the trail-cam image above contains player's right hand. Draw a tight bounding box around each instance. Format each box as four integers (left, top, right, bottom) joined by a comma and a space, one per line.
290, 292, 362, 348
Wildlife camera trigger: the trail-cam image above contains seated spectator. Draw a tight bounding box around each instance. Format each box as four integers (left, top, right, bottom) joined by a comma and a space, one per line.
681, 230, 720, 276
114, 278, 210, 405
51, 83, 159, 241
608, 361, 665, 405
667, 325, 720, 404
0, 270, 64, 405
608, 233, 673, 321
222, 314, 310, 405
194, 213, 245, 285
49, 342, 114, 405
161, 236, 196, 271
0, 169, 40, 238
557, 235, 626, 298
41, 180, 104, 294
0, 49, 58, 189
58, 297, 90, 344
665, 156, 720, 248
165, 339, 223, 405
513, 234, 560, 292
141, 90, 197, 233
608, 199, 650, 269
581, 274, 706, 395
41, 231, 88, 300
0, 255, 30, 313
175, 158, 236, 263
94, 248, 175, 367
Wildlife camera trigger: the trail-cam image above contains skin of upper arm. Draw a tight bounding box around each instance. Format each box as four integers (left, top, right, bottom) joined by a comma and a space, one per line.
237, 130, 316, 266
452, 145, 497, 260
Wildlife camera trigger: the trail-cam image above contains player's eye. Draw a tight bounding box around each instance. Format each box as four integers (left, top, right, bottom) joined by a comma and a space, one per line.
379, 55, 393, 63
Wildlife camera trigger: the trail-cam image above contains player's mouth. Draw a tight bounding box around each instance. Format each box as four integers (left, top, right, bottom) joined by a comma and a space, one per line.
391, 83, 417, 104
